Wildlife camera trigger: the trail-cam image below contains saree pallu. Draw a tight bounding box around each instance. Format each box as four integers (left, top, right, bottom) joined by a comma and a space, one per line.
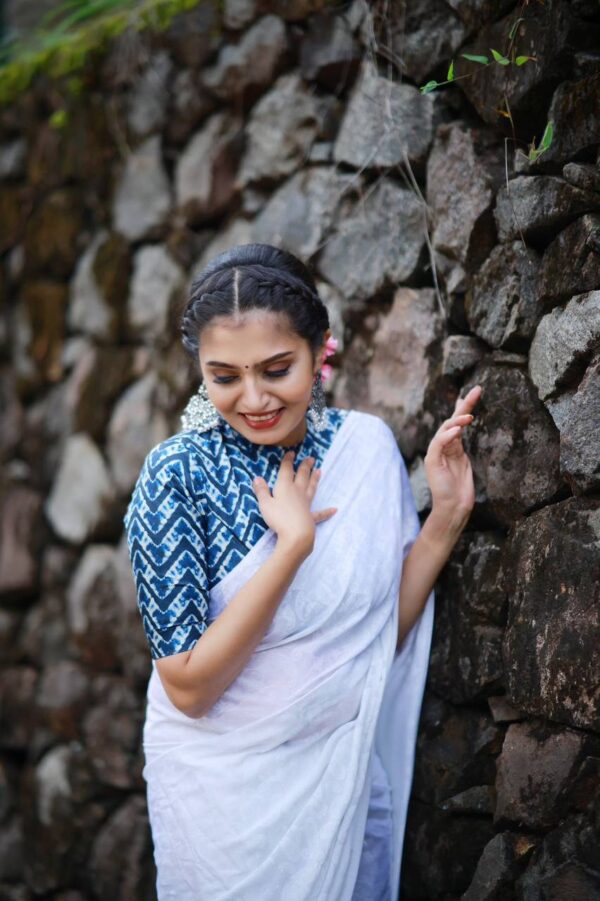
142, 410, 435, 900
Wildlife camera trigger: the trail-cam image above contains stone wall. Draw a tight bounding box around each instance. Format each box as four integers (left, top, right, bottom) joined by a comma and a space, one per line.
1, 1, 599, 898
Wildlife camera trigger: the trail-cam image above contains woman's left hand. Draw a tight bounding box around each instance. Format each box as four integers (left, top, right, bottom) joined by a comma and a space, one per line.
423, 385, 482, 528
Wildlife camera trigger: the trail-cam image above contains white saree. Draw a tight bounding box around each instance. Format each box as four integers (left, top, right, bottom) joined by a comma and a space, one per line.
142, 410, 435, 900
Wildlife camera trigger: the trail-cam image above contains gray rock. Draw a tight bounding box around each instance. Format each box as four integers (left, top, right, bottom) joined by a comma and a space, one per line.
236, 73, 321, 187
427, 123, 504, 270
127, 51, 172, 138
503, 496, 600, 731
167, 69, 215, 145
456, 1, 589, 131
543, 72, 600, 163
495, 722, 589, 830
461, 832, 533, 901
202, 15, 288, 104
0, 486, 43, 599
45, 434, 116, 545
429, 532, 507, 703
334, 289, 444, 458
67, 546, 125, 671
560, 358, 600, 493
442, 335, 485, 377
467, 242, 542, 350
83, 675, 144, 789
461, 364, 560, 524
175, 112, 243, 225
126, 245, 185, 344
318, 180, 425, 301
107, 373, 170, 496
537, 215, 600, 307
367, 0, 466, 84
253, 166, 355, 260
112, 136, 172, 242
0, 139, 26, 180
440, 785, 495, 815
89, 796, 152, 898
494, 176, 600, 243
36, 660, 90, 740
563, 162, 600, 196
223, 0, 260, 30
68, 231, 130, 342
35, 745, 72, 827
299, 11, 360, 90
529, 290, 600, 400
333, 61, 433, 169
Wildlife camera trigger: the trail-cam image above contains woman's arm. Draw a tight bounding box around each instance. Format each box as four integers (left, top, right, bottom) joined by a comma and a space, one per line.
157, 536, 310, 717
156, 451, 337, 718
396, 509, 467, 650
396, 384, 482, 651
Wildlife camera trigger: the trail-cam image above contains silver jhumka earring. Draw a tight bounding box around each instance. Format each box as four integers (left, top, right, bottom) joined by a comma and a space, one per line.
307, 372, 327, 431
180, 382, 221, 432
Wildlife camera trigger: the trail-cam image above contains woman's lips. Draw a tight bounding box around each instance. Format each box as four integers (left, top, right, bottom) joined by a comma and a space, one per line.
240, 408, 285, 430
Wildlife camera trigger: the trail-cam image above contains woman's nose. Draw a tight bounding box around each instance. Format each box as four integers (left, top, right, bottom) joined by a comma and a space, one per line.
240, 376, 269, 410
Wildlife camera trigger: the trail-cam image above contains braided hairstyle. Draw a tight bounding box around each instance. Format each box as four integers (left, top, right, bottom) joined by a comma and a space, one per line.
180, 244, 330, 370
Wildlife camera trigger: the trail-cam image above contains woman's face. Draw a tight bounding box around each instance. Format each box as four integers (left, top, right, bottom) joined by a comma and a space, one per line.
198, 309, 330, 446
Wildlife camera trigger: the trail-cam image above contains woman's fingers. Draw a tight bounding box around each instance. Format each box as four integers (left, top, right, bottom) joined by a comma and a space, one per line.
252, 476, 271, 505
313, 507, 338, 523
294, 456, 315, 490
441, 412, 473, 431
277, 450, 296, 483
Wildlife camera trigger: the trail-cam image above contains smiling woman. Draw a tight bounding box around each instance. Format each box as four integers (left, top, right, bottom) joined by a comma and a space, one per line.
123, 242, 478, 900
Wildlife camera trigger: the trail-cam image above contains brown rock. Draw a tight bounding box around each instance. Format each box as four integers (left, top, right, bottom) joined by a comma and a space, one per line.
0, 666, 38, 749
23, 189, 85, 280
35, 660, 90, 741
89, 795, 154, 900
461, 364, 561, 524
427, 123, 504, 271
537, 214, 600, 308
83, 675, 144, 790
0, 485, 43, 601
503, 497, 600, 731
22, 280, 68, 383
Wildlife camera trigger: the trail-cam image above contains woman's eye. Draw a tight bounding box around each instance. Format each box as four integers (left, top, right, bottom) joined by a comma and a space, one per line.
212, 366, 290, 384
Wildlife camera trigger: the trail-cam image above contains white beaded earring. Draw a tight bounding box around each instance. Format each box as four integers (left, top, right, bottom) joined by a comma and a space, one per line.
180, 382, 221, 432
307, 372, 327, 431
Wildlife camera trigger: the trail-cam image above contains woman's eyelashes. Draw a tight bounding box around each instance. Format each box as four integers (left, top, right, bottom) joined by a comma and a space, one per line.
213, 367, 291, 385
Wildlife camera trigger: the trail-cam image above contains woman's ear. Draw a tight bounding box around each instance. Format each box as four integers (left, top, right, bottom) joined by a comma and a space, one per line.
313, 329, 332, 375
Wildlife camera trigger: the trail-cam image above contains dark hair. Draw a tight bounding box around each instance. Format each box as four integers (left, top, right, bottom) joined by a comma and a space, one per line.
180, 243, 330, 367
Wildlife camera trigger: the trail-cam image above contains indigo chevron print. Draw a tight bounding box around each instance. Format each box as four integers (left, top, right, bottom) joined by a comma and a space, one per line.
124, 407, 349, 659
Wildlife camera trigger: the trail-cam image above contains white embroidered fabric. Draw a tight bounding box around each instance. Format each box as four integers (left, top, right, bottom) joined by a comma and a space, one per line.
142, 410, 435, 900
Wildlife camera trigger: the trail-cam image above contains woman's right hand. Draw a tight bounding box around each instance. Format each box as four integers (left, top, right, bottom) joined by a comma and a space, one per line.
251, 451, 337, 556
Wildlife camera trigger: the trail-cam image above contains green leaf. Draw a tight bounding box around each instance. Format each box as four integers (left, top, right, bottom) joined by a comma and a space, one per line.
539, 119, 554, 152
490, 48, 510, 65
447, 60, 455, 81
528, 120, 555, 161
515, 55, 532, 66
461, 53, 490, 65
49, 108, 68, 129
420, 80, 439, 94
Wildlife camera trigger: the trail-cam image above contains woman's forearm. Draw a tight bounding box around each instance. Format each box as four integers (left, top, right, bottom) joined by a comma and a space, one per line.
396, 508, 469, 650
158, 538, 310, 718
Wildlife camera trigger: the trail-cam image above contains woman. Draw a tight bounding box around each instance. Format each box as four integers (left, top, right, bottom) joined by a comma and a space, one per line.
124, 243, 481, 900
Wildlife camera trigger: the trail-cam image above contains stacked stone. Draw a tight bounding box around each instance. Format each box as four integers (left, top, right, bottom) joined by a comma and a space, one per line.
0, 0, 599, 897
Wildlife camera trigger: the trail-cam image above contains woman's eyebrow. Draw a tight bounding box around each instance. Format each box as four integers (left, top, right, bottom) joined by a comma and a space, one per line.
206, 351, 294, 369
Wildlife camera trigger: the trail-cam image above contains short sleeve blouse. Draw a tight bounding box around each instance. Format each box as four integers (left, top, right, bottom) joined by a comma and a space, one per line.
123, 407, 349, 660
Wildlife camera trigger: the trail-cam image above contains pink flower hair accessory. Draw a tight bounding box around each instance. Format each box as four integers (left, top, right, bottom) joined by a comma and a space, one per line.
320, 335, 339, 382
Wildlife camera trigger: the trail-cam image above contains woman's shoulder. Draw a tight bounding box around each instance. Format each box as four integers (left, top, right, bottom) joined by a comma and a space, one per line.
340, 407, 399, 445
133, 428, 220, 500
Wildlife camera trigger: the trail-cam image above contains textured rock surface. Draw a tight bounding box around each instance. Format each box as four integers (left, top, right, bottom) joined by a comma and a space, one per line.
333, 60, 434, 168
503, 498, 600, 731
2, 2, 600, 897
467, 242, 542, 350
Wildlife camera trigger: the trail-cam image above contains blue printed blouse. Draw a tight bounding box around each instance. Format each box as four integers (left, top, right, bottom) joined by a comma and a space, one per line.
123, 406, 349, 659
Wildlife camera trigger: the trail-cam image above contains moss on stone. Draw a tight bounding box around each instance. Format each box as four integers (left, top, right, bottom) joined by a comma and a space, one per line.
0, 0, 214, 105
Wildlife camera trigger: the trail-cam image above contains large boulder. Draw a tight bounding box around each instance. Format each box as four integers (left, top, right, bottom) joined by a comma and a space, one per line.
317, 180, 425, 301
537, 215, 600, 308
112, 136, 172, 242
126, 245, 185, 345
559, 358, 600, 494
503, 497, 600, 731
494, 176, 600, 244
68, 231, 131, 343
333, 60, 434, 169
427, 123, 504, 271
461, 363, 561, 524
